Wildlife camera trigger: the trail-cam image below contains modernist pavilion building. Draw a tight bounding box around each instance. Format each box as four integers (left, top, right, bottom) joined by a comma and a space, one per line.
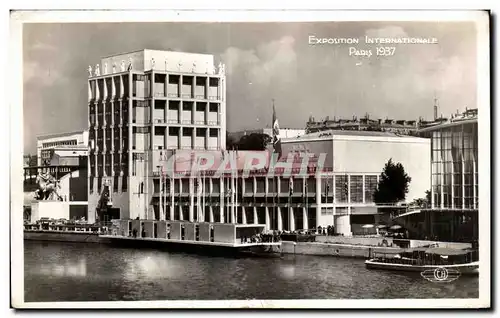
87, 49, 431, 236
415, 109, 479, 241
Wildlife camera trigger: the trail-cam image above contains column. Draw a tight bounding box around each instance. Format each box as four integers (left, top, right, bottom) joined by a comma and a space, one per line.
289, 207, 295, 232
473, 156, 477, 209
316, 176, 321, 226
220, 178, 224, 223
253, 207, 258, 225
362, 175, 366, 203
332, 175, 336, 203
277, 207, 282, 231
209, 206, 214, 223
265, 206, 271, 231
242, 206, 247, 224
165, 74, 168, 97
170, 179, 175, 221
205, 76, 209, 100
303, 207, 308, 230
178, 205, 183, 221
189, 178, 194, 222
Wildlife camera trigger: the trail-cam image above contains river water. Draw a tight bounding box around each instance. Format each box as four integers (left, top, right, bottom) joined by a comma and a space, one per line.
24, 240, 478, 302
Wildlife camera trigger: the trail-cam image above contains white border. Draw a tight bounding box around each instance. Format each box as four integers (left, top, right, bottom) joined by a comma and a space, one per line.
9, 9, 491, 309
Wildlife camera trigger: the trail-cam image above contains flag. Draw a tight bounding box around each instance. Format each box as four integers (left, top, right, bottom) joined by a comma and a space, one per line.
272, 101, 282, 159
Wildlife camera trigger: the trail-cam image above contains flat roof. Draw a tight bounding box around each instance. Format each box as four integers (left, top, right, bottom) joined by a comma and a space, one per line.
283, 129, 426, 142
37, 130, 87, 141
101, 49, 215, 59
418, 118, 478, 133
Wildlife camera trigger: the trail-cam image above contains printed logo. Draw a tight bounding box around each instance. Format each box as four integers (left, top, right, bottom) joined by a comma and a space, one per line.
420, 267, 461, 283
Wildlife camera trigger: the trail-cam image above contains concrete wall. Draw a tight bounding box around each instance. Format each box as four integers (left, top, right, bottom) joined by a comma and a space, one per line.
170, 222, 181, 240
131, 220, 141, 235
316, 235, 394, 246
31, 201, 70, 222
281, 241, 398, 258
119, 220, 130, 236
184, 223, 196, 241
199, 223, 211, 242
213, 224, 236, 243
332, 137, 431, 201
143, 221, 154, 238
315, 235, 471, 249
157, 221, 167, 239
24, 231, 101, 243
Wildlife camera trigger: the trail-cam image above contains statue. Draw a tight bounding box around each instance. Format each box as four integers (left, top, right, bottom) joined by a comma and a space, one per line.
151, 58, 155, 69
34, 172, 62, 201
128, 57, 133, 71
88, 65, 92, 77
218, 62, 223, 75
178, 60, 182, 71
192, 61, 196, 73
121, 60, 126, 72
94, 64, 100, 76
112, 63, 116, 73
104, 63, 108, 75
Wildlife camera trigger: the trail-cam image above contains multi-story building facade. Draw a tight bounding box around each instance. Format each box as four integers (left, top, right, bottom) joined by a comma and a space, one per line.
416, 108, 478, 241
130, 129, 430, 236
37, 130, 89, 166
87, 49, 226, 223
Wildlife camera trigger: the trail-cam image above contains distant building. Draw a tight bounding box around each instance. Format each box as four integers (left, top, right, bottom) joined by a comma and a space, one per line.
305, 115, 421, 136
23, 154, 37, 168
37, 130, 89, 166
25, 130, 89, 221
229, 128, 306, 142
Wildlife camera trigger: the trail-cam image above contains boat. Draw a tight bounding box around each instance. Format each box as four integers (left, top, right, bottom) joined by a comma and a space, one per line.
365, 246, 479, 275
24, 218, 106, 243
98, 219, 282, 258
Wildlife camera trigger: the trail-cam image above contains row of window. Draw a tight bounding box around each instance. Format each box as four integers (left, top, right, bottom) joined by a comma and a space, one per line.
42, 139, 78, 148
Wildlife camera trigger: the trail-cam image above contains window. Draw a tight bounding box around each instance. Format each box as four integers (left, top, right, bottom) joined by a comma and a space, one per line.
335, 175, 348, 203
350, 175, 363, 203
364, 175, 378, 203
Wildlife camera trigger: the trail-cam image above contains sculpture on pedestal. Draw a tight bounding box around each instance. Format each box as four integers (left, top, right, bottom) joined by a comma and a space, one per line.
121, 60, 126, 72
151, 58, 156, 70
88, 65, 93, 77
112, 62, 116, 73
34, 172, 62, 201
94, 64, 100, 76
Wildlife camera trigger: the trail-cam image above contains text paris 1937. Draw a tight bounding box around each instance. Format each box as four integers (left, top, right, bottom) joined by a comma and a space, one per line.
348, 46, 396, 58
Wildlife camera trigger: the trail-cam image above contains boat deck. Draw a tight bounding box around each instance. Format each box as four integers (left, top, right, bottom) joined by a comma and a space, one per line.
99, 234, 281, 248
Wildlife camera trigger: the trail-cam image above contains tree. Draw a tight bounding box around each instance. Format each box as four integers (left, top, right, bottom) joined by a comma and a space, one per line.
236, 133, 272, 151
373, 159, 412, 204
226, 132, 237, 150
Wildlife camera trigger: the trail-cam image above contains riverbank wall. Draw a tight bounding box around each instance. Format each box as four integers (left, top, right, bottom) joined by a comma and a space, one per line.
280, 241, 399, 259
24, 231, 101, 243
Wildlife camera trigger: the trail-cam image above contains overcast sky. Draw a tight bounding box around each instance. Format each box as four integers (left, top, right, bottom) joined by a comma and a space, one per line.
23, 21, 477, 153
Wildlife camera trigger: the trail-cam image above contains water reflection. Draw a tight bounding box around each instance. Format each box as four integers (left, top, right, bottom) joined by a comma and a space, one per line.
24, 241, 479, 302
36, 259, 87, 278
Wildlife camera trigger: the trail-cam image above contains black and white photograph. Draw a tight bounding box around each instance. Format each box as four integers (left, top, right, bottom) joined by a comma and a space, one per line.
9, 9, 491, 309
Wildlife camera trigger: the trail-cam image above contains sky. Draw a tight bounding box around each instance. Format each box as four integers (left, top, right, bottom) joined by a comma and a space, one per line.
23, 21, 477, 154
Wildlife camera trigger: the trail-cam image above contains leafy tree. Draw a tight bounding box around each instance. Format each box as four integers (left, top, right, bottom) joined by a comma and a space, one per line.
226, 132, 237, 150
235, 133, 272, 151
373, 159, 412, 204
